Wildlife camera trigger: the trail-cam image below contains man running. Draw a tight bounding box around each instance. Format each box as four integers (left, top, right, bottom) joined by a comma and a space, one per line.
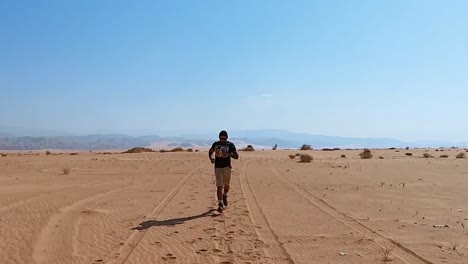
209, 130, 239, 213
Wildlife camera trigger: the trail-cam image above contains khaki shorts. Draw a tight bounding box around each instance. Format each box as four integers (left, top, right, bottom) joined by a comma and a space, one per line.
215, 167, 231, 187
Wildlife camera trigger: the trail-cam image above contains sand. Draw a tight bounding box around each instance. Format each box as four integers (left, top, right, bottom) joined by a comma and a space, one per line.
0, 148, 467, 263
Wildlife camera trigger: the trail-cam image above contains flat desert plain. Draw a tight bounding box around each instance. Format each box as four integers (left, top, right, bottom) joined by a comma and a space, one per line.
1, 149, 467, 264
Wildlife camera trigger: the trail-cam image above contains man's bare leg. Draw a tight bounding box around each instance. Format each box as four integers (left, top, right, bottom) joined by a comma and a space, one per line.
217, 186, 223, 201
223, 185, 229, 206
217, 186, 224, 212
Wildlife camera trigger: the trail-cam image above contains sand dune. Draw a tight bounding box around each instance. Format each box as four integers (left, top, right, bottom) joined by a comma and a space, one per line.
0, 149, 467, 263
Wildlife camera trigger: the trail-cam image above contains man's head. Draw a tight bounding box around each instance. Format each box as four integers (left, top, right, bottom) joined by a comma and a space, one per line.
219, 130, 228, 142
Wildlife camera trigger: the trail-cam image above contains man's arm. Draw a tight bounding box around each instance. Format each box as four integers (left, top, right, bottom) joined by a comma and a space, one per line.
209, 145, 215, 163
230, 143, 239, 159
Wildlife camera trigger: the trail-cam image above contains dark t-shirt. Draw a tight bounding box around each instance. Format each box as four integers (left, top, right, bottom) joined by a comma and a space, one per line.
211, 141, 237, 168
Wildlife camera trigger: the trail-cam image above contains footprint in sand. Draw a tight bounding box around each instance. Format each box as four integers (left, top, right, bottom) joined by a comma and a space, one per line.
196, 249, 209, 255
161, 253, 177, 261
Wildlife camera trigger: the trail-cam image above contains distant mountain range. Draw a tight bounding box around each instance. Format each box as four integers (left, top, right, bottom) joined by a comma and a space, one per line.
0, 128, 466, 150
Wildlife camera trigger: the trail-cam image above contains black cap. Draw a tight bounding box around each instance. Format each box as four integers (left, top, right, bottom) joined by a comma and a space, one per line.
219, 130, 228, 138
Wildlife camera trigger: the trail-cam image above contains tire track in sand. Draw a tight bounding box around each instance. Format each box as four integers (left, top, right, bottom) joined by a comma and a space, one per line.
239, 161, 294, 264
270, 166, 433, 264
108, 164, 203, 264
31, 182, 140, 264
0, 180, 124, 214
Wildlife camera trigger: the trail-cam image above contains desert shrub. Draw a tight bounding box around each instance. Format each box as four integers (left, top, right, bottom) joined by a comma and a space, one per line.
1, 153, 6, 157
159, 149, 167, 153
288, 154, 295, 159
405, 153, 413, 156
300, 144, 312, 150
379, 156, 385, 159
187, 148, 193, 152
70, 153, 78, 155
295, 153, 300, 156
299, 154, 313, 163
123, 147, 155, 154
341, 154, 346, 158
456, 152, 466, 159
63, 168, 71, 175
440, 155, 449, 158
171, 147, 184, 152
45, 151, 51, 155
423, 153, 432, 158
241, 145, 255, 151
360, 149, 372, 159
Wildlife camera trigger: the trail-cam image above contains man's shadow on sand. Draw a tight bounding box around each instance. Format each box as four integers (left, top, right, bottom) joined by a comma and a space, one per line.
132, 209, 218, 231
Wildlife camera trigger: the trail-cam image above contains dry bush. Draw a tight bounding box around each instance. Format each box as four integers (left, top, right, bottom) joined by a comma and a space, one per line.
341, 154, 346, 158
1, 153, 6, 157
241, 145, 255, 151
63, 168, 71, 175
456, 152, 466, 159
380, 244, 394, 262
295, 153, 300, 157
359, 149, 372, 159
299, 154, 313, 163
45, 151, 51, 155
322, 148, 334, 151
70, 153, 78, 156
405, 153, 413, 156
423, 153, 432, 158
450, 241, 460, 251
159, 149, 167, 153
300, 144, 312, 150
288, 154, 295, 159
187, 148, 193, 152
123, 147, 155, 154
395, 150, 400, 152
440, 155, 449, 158
379, 156, 385, 159
195, 150, 199, 152
171, 147, 184, 152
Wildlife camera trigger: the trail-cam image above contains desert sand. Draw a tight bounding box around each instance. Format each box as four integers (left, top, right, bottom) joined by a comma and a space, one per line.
0, 148, 467, 264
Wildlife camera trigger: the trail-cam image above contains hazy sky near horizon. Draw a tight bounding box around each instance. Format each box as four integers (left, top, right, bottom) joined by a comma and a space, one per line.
1, 0, 468, 141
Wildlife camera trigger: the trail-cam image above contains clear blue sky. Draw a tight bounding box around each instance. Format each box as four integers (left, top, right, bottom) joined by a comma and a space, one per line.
1, 0, 467, 141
